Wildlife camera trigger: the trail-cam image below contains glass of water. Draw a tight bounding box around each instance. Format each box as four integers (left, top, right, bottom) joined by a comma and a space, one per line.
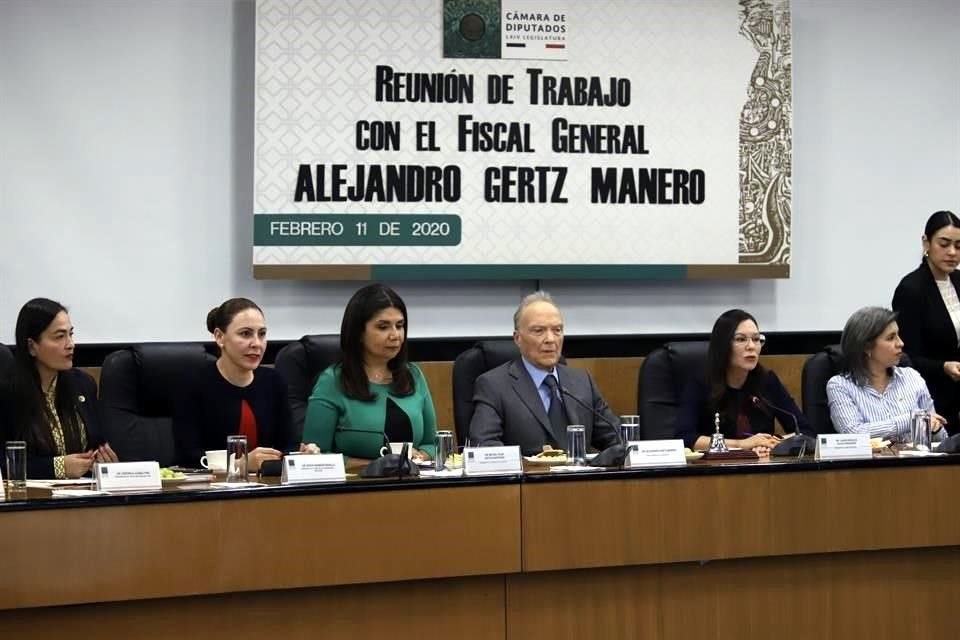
618, 415, 640, 443
910, 410, 931, 452
226, 435, 248, 483
567, 425, 586, 466
5, 440, 26, 488
435, 430, 455, 470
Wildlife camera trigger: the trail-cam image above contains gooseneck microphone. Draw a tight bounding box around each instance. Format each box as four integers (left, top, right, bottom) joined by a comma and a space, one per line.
559, 386, 630, 468
751, 396, 816, 456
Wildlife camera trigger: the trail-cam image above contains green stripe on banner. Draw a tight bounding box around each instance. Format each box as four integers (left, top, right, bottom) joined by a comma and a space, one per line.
254, 214, 461, 246
370, 265, 688, 280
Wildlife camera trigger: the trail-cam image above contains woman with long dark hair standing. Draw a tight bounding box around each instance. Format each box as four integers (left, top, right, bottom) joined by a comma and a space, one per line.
892, 210, 960, 433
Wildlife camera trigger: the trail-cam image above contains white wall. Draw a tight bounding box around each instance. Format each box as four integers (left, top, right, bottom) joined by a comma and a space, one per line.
1, 0, 958, 344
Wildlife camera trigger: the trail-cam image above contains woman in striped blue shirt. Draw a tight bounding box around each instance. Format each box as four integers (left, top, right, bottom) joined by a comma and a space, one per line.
827, 306, 948, 443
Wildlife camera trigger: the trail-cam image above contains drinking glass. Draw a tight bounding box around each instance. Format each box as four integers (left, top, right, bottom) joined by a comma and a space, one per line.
226, 435, 249, 483
435, 430, 455, 470
618, 415, 640, 443
567, 425, 586, 466
5, 441, 26, 488
910, 410, 931, 452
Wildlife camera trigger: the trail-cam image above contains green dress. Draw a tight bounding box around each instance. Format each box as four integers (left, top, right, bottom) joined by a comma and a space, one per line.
303, 364, 437, 459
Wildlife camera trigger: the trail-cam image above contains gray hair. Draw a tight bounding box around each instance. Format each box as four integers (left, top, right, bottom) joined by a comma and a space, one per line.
839, 306, 899, 386
513, 290, 557, 330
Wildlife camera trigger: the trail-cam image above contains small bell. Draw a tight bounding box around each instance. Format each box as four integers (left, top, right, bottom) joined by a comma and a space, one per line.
708, 412, 728, 452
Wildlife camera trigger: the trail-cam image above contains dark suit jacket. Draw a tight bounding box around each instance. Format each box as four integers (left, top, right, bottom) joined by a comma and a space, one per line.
893, 261, 960, 429
0, 368, 104, 478
468, 359, 619, 456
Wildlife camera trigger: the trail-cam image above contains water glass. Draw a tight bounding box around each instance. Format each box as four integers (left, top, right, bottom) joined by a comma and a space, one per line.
618, 415, 641, 443
567, 425, 586, 466
226, 435, 249, 483
5, 441, 26, 488
435, 430, 455, 471
910, 410, 931, 452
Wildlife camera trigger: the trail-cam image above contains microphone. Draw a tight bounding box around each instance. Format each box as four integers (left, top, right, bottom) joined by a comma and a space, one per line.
335, 426, 419, 478
559, 386, 629, 468
751, 396, 815, 456
937, 432, 960, 453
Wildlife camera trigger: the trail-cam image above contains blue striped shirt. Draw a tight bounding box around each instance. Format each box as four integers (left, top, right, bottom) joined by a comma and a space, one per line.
826, 367, 947, 443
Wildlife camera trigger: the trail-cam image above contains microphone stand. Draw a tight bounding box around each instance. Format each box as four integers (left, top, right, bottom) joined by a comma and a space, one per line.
752, 396, 816, 456
336, 427, 418, 478
559, 386, 629, 469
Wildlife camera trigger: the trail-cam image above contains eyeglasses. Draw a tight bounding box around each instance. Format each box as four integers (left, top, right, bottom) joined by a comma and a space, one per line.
733, 333, 766, 346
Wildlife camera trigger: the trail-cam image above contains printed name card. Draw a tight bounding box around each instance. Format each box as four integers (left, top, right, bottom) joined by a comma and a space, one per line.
815, 433, 872, 461
627, 439, 687, 467
463, 446, 522, 476
95, 461, 162, 492
281, 454, 346, 484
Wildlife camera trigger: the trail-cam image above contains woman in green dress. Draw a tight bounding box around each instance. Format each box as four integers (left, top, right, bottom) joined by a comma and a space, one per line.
303, 284, 437, 462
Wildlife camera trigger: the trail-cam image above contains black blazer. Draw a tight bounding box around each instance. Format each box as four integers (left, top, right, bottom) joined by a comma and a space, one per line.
0, 368, 104, 478
893, 261, 960, 429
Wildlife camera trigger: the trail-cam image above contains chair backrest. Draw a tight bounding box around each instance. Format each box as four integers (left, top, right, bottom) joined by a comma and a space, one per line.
99, 343, 215, 465
637, 341, 709, 440
452, 340, 521, 443
801, 344, 913, 434
801, 345, 843, 434
0, 344, 13, 381
274, 334, 340, 444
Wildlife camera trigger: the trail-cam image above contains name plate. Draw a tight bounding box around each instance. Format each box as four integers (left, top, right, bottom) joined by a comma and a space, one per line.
463, 446, 522, 476
815, 433, 872, 461
627, 439, 687, 467
281, 453, 346, 484
95, 461, 162, 492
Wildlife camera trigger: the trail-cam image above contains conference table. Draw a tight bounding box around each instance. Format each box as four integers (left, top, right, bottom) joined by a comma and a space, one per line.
2, 451, 958, 639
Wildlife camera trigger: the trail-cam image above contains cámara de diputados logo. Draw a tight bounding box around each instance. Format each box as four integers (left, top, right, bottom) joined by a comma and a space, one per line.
443, 0, 570, 61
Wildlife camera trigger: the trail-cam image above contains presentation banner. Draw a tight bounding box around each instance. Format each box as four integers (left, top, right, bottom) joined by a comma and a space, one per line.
254, 0, 792, 280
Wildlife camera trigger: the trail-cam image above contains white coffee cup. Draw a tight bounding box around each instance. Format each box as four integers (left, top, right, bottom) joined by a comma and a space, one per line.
379, 442, 413, 458
200, 449, 227, 471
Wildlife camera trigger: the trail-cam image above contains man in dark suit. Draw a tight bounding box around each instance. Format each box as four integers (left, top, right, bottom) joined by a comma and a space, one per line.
468, 291, 620, 456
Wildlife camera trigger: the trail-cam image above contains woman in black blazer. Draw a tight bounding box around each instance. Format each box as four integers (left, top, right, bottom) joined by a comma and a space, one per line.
173, 297, 295, 470
0, 298, 116, 478
892, 210, 960, 432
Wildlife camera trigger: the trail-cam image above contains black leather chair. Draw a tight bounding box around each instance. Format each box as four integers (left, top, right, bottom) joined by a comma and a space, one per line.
0, 344, 13, 380
273, 334, 340, 444
99, 344, 216, 465
451, 340, 521, 444
801, 345, 843, 434
637, 341, 709, 440
801, 344, 913, 434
